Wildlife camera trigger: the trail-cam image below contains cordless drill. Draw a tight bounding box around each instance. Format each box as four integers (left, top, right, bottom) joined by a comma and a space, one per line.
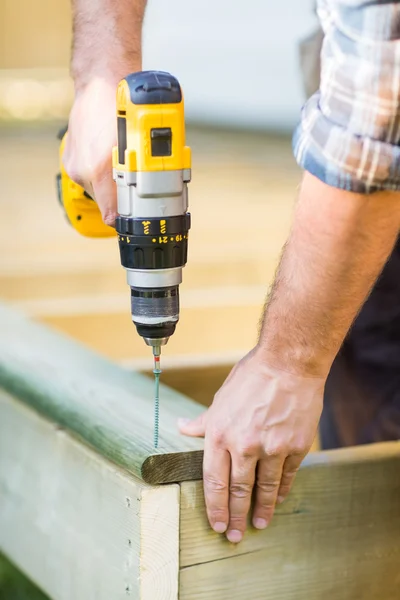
57, 70, 192, 446
113, 71, 191, 360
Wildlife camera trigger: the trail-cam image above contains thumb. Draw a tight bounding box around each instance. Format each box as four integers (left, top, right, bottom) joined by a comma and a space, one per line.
178, 410, 208, 438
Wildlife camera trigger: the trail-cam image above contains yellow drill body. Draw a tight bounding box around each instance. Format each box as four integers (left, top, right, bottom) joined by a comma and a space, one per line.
112, 76, 191, 174
111, 71, 191, 355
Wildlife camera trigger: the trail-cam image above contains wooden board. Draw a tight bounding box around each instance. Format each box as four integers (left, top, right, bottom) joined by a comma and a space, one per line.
0, 301, 204, 484
0, 390, 179, 600
179, 442, 400, 600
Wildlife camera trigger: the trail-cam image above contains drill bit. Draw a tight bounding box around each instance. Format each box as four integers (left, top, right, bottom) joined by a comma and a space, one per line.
153, 345, 162, 448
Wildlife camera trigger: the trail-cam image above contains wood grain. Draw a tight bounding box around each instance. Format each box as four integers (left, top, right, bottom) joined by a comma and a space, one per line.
140, 486, 179, 600
0, 301, 204, 484
179, 442, 400, 600
0, 391, 179, 600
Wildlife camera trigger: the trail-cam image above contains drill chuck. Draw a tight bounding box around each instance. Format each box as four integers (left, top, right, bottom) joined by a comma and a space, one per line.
130, 286, 179, 341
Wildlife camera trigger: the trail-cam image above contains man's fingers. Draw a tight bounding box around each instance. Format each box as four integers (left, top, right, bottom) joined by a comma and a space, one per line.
203, 439, 230, 534
276, 454, 303, 504
91, 169, 118, 227
252, 455, 285, 529
178, 410, 208, 437
227, 454, 257, 543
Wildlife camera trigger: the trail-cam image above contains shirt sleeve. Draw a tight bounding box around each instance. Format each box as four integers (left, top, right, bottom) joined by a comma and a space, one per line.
292, 0, 400, 193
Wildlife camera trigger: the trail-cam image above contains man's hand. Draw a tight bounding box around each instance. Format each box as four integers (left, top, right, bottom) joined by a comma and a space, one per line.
64, 0, 147, 225
180, 173, 400, 542
63, 79, 118, 226
179, 348, 324, 543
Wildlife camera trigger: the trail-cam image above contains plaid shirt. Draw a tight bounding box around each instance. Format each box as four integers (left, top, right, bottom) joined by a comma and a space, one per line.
293, 1, 400, 193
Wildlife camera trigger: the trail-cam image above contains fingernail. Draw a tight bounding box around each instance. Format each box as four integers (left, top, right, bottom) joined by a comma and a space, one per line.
226, 530, 242, 544
213, 522, 227, 534
178, 418, 190, 427
277, 496, 285, 504
253, 518, 268, 530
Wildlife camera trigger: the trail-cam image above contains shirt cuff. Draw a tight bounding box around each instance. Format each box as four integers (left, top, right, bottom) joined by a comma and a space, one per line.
292, 93, 400, 194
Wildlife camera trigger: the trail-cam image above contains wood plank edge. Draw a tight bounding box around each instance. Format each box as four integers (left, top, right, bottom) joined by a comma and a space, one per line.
142, 441, 400, 485
142, 451, 203, 485
0, 371, 204, 485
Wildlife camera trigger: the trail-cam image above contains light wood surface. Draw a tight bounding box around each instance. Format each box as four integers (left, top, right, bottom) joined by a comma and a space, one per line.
0, 390, 179, 600
140, 486, 179, 600
179, 442, 400, 599
0, 301, 206, 484
0, 126, 298, 366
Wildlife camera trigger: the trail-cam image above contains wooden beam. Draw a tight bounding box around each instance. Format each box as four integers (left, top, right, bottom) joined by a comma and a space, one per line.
179, 442, 400, 599
0, 301, 204, 484
0, 390, 179, 600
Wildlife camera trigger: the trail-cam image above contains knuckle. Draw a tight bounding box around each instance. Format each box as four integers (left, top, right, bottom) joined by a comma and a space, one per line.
265, 446, 287, 458
102, 211, 117, 227
63, 161, 82, 186
229, 481, 253, 498
203, 473, 228, 493
63, 161, 88, 190
283, 468, 299, 481
236, 438, 259, 457
290, 445, 307, 457
256, 479, 280, 496
229, 515, 247, 529
209, 427, 226, 447
208, 508, 228, 522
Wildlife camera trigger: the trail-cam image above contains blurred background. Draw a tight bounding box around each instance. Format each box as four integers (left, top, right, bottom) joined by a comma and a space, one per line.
0, 0, 315, 126
0, 2, 318, 590
0, 0, 316, 396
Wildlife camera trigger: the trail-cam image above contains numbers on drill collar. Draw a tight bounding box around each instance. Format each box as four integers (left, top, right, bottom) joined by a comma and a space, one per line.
151, 234, 188, 244
118, 233, 188, 244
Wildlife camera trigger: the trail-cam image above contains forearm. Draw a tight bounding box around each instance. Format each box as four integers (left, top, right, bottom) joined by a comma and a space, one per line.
260, 173, 400, 377
71, 0, 147, 89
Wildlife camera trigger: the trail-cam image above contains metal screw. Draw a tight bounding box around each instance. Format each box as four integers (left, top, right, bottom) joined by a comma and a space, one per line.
153, 351, 162, 448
